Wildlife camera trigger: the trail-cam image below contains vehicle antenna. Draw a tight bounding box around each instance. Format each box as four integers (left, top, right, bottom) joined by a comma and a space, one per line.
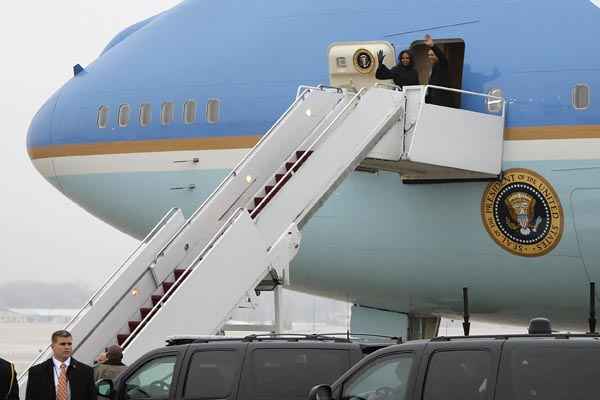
589, 282, 597, 334
462, 287, 471, 336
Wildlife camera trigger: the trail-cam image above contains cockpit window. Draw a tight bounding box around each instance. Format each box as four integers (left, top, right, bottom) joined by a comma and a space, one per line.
161, 102, 174, 125
97, 106, 109, 129
184, 100, 197, 124
206, 99, 220, 124
139, 104, 152, 127
118, 104, 131, 128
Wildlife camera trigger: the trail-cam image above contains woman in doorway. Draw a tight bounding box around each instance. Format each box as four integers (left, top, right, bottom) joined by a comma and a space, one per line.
424, 34, 453, 107
375, 49, 419, 88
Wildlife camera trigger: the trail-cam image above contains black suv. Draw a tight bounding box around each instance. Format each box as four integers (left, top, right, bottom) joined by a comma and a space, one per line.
97, 334, 391, 400
308, 321, 600, 400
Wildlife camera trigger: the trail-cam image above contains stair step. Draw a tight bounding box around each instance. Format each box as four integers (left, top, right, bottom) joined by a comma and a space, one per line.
174, 269, 187, 280
128, 321, 141, 332
265, 185, 274, 194
151, 295, 162, 306
140, 307, 152, 319
117, 334, 129, 346
254, 197, 264, 207
275, 174, 286, 183
162, 281, 174, 293
296, 150, 314, 159
285, 162, 295, 171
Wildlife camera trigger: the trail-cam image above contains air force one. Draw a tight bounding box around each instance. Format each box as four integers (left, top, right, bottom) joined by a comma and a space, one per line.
24, 0, 600, 362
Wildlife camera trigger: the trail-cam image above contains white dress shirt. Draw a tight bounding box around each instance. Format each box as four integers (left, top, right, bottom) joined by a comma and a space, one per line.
52, 357, 71, 399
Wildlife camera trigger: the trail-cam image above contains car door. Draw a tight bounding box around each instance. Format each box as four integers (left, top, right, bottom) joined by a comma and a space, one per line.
333, 349, 420, 400
117, 350, 183, 400
173, 344, 245, 400
414, 340, 503, 400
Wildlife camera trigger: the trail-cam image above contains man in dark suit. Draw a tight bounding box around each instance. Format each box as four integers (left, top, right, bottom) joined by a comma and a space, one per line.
25, 330, 96, 400
0, 357, 19, 400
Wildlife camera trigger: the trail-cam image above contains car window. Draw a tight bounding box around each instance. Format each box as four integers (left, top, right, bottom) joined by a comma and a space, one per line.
495, 345, 600, 400
124, 355, 177, 399
183, 350, 239, 400
423, 350, 491, 400
239, 348, 349, 400
341, 353, 413, 400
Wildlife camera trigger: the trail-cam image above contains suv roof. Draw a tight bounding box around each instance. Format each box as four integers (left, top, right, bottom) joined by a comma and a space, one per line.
166, 333, 402, 346
431, 333, 600, 342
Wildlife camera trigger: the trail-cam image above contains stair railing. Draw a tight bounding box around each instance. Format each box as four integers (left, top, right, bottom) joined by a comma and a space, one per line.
17, 207, 180, 382
121, 207, 248, 350
250, 88, 367, 220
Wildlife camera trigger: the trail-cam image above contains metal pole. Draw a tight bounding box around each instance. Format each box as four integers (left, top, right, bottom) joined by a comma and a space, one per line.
462, 287, 471, 337
274, 285, 284, 334
589, 282, 596, 334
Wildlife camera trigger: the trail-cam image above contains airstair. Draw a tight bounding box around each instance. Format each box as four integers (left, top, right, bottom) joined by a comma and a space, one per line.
19, 84, 505, 386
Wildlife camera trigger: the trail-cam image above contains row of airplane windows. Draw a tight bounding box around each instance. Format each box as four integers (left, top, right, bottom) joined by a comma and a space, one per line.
97, 99, 221, 128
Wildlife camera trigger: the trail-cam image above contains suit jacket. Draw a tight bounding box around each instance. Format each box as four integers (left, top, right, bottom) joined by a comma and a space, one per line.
0, 357, 19, 400
25, 358, 95, 400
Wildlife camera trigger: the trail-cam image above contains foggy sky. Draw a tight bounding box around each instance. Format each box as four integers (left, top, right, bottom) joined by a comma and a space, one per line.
0, 1, 181, 286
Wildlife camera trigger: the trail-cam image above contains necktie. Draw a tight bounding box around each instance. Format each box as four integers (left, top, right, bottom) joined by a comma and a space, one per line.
57, 364, 68, 400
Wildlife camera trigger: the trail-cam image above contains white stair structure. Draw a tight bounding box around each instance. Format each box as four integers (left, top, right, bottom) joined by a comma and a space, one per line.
19, 84, 505, 386
363, 84, 506, 181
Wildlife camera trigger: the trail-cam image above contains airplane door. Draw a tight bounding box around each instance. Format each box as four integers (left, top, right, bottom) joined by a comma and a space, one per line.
571, 189, 600, 283
328, 41, 396, 90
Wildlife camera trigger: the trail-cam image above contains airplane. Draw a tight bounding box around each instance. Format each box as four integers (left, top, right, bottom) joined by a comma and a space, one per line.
25, 0, 600, 340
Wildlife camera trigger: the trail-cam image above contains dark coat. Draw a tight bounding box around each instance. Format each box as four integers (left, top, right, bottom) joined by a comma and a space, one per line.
375, 54, 420, 88
0, 358, 18, 400
25, 358, 95, 400
426, 44, 453, 107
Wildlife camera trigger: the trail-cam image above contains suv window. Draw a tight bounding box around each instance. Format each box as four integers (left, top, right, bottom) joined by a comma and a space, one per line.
240, 349, 349, 400
423, 351, 491, 400
341, 353, 413, 400
124, 355, 176, 399
496, 345, 600, 400
183, 350, 238, 400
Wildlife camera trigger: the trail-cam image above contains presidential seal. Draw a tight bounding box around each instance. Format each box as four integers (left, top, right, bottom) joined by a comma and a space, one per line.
481, 168, 563, 257
353, 49, 375, 74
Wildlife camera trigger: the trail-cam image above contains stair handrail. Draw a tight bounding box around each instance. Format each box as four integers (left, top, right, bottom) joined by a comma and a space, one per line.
423, 85, 506, 117
153, 86, 323, 261
121, 207, 247, 350
250, 87, 367, 220
17, 207, 180, 381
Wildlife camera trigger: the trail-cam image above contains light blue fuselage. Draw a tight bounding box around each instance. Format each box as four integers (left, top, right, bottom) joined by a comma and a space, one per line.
27, 0, 600, 327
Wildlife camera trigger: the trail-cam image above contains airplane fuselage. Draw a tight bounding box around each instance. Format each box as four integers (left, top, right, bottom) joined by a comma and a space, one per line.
27, 0, 600, 328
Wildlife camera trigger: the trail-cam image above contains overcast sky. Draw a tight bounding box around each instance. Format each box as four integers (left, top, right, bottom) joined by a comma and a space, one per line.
0, 1, 181, 287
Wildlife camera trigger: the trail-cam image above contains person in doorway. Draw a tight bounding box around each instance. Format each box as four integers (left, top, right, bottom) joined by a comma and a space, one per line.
94, 345, 127, 382
25, 330, 96, 400
0, 357, 19, 400
424, 34, 453, 107
375, 49, 420, 88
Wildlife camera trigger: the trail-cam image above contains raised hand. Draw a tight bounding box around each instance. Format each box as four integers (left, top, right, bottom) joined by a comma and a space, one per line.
424, 34, 434, 47
377, 50, 385, 64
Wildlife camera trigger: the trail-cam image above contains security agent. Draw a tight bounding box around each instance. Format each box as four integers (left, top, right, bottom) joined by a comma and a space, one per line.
25, 330, 95, 400
0, 357, 18, 400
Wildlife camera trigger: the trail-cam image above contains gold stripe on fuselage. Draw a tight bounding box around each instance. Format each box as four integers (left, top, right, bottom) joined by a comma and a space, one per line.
28, 125, 600, 160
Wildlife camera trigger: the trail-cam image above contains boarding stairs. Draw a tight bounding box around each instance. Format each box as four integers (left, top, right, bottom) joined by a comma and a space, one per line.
19, 84, 505, 386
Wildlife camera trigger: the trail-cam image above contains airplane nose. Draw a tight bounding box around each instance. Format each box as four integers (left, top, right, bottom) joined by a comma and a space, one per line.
27, 91, 60, 181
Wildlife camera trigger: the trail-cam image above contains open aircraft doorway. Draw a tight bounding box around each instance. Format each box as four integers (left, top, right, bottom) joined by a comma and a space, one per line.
411, 38, 465, 108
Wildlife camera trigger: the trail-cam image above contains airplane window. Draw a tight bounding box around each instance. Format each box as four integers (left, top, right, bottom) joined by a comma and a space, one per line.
161, 102, 174, 125
206, 99, 220, 124
572, 84, 590, 110
184, 100, 197, 124
118, 104, 131, 127
139, 104, 152, 127
97, 106, 109, 129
